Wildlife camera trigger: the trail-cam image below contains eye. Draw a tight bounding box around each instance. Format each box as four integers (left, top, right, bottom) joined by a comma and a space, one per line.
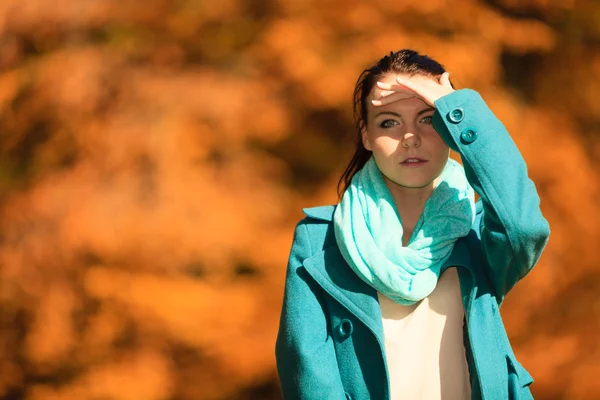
419, 115, 433, 124
379, 119, 399, 129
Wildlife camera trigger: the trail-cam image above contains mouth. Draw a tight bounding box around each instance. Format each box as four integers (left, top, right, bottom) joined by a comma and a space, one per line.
400, 157, 428, 167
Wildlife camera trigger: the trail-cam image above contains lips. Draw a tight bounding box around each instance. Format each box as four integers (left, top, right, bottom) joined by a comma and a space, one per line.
400, 157, 428, 167
400, 157, 427, 164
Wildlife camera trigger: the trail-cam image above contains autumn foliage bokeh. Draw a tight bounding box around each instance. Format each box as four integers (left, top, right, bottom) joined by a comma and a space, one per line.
0, 0, 599, 399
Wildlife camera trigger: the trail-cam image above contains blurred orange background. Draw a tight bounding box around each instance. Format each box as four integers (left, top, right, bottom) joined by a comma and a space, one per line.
0, 0, 598, 399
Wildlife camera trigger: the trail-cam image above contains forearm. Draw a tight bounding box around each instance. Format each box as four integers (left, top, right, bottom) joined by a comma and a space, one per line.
433, 89, 550, 300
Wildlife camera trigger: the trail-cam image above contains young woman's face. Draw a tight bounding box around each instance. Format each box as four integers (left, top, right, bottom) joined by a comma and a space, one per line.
362, 73, 450, 189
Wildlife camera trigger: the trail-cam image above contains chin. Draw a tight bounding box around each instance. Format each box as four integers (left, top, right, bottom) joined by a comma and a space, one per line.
402, 182, 434, 189
392, 177, 435, 189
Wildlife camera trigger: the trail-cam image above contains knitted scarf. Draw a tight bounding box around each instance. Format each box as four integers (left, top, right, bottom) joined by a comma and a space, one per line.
333, 156, 475, 305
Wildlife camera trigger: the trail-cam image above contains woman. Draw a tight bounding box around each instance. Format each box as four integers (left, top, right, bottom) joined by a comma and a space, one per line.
275, 49, 550, 400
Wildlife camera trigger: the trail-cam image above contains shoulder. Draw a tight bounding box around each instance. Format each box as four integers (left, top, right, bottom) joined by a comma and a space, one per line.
301, 202, 482, 223
300, 201, 483, 229
297, 201, 483, 246
292, 204, 338, 255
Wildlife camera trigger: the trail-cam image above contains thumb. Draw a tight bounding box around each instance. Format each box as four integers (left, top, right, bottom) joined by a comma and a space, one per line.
440, 72, 451, 87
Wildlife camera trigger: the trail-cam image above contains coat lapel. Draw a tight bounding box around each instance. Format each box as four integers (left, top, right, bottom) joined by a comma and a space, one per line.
301, 237, 477, 345
443, 239, 476, 316
445, 237, 510, 400
302, 244, 385, 345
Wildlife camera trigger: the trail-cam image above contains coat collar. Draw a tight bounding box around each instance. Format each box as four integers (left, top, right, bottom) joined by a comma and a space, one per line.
302, 204, 336, 221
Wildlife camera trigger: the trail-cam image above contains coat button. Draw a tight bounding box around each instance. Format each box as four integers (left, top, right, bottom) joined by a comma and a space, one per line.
460, 128, 478, 144
337, 319, 353, 339
447, 107, 465, 123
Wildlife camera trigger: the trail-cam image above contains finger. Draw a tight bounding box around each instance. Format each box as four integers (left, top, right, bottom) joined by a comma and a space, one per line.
377, 89, 396, 97
439, 72, 451, 87
395, 76, 421, 96
377, 82, 416, 96
371, 92, 417, 106
376, 81, 392, 90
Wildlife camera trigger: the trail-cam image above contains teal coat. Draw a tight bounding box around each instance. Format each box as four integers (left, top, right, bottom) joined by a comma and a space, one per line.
275, 89, 550, 400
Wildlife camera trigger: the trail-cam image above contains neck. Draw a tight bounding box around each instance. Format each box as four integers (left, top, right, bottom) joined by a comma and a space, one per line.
383, 176, 437, 244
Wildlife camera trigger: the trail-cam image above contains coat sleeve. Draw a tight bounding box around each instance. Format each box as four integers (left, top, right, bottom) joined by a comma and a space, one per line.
432, 89, 550, 304
275, 220, 346, 399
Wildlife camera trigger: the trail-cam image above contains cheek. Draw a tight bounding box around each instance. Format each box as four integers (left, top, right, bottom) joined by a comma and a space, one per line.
424, 128, 448, 153
370, 134, 400, 155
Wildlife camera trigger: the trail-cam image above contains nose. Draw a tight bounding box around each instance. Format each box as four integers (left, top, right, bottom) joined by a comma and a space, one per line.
401, 130, 421, 148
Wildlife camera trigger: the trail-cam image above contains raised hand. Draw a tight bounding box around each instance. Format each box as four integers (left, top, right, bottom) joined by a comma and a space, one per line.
371, 72, 454, 108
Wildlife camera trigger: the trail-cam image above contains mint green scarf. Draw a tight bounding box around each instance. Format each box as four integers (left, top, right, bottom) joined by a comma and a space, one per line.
333, 156, 475, 305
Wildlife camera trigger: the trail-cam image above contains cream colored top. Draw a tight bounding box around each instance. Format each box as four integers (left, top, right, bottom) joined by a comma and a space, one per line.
377, 267, 471, 400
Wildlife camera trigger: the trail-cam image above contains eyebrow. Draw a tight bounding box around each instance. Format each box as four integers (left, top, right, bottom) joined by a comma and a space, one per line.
374, 107, 435, 118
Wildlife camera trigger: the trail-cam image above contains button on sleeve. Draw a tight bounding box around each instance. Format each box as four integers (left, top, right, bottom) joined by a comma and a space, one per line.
460, 128, 478, 144
447, 107, 465, 123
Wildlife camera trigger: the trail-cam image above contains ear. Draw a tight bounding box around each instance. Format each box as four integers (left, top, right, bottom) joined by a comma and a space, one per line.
361, 127, 372, 151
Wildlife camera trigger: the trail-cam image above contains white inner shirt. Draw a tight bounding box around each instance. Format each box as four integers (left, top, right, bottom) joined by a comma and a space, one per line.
377, 267, 472, 400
